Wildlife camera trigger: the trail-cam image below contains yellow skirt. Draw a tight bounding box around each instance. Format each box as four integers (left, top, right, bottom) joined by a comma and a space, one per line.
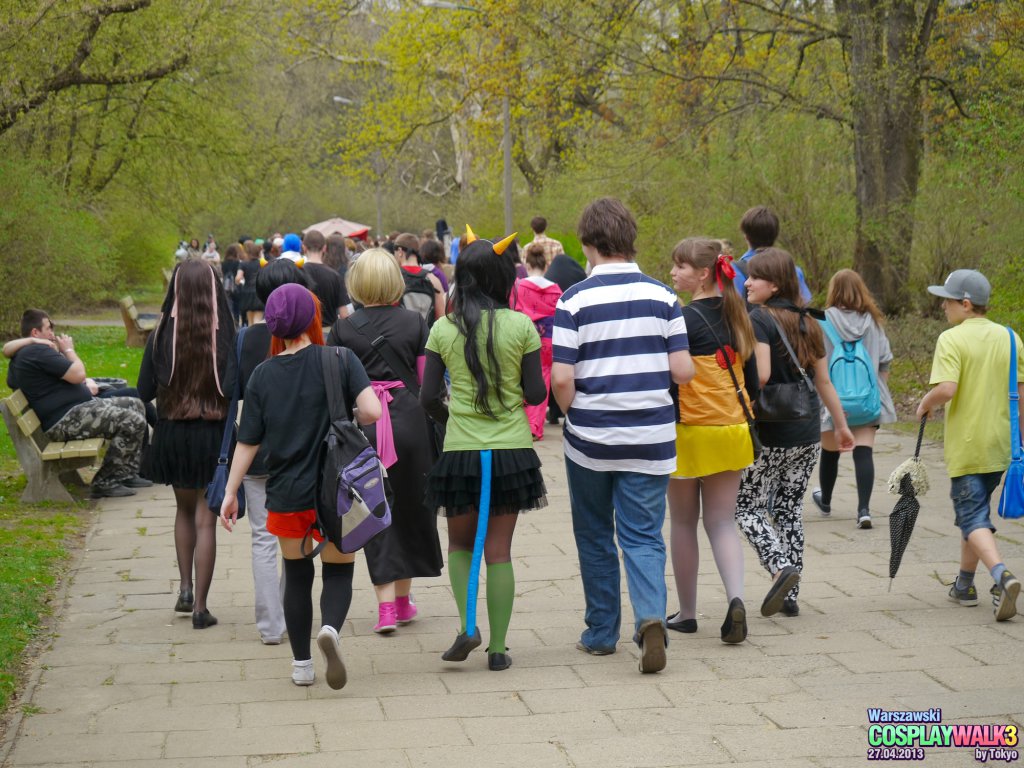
672, 423, 754, 479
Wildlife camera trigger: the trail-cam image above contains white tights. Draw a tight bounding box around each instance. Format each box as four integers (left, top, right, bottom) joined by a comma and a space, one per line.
668, 470, 745, 620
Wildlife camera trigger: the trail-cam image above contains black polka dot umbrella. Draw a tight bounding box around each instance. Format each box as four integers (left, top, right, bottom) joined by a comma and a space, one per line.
889, 416, 928, 586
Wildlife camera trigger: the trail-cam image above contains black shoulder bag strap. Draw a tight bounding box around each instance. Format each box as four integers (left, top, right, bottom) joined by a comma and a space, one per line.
347, 310, 421, 396
320, 345, 349, 423
766, 311, 815, 393
303, 346, 350, 560
687, 303, 757, 426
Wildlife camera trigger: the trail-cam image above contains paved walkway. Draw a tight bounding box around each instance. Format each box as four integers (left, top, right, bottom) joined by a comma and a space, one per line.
2, 427, 1023, 767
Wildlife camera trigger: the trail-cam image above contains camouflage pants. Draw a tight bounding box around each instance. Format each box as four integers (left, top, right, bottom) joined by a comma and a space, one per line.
45, 397, 147, 489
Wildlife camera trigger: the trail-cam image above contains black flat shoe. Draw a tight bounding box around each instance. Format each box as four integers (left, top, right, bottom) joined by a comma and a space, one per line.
781, 598, 800, 617
666, 613, 698, 633
174, 589, 194, 613
720, 598, 748, 644
761, 566, 801, 617
488, 651, 512, 671
192, 609, 218, 629
442, 628, 481, 661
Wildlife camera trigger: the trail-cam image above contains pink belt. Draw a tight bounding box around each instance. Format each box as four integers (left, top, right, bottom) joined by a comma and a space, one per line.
371, 380, 404, 468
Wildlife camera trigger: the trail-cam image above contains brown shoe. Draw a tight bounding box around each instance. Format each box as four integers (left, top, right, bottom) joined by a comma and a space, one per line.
636, 620, 667, 673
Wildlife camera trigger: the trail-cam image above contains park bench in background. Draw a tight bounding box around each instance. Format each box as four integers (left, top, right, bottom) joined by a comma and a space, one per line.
0, 390, 107, 503
119, 295, 157, 348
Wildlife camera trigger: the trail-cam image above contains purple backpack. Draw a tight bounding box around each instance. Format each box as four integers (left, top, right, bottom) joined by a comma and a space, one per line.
305, 347, 391, 556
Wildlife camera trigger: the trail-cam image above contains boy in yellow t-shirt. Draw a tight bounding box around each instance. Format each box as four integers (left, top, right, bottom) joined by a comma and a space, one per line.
917, 270, 1023, 621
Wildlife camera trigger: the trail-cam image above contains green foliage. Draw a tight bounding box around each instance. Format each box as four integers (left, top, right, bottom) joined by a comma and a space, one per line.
0, 157, 112, 337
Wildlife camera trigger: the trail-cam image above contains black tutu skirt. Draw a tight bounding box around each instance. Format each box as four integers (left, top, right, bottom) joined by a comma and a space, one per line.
142, 419, 228, 489
426, 448, 547, 517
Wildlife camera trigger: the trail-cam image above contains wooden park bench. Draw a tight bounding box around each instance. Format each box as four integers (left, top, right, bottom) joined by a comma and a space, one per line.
0, 390, 107, 503
119, 295, 157, 348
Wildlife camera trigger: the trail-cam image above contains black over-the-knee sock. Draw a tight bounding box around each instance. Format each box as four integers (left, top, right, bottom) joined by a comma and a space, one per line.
852, 446, 874, 511
818, 449, 840, 505
282, 557, 316, 661
320, 562, 354, 632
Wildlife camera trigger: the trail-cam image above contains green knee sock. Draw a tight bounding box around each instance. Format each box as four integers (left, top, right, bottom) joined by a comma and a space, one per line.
486, 562, 515, 654
448, 550, 472, 634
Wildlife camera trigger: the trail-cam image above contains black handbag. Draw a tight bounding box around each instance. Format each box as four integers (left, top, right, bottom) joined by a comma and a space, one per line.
687, 304, 762, 459
205, 328, 246, 518
756, 313, 819, 423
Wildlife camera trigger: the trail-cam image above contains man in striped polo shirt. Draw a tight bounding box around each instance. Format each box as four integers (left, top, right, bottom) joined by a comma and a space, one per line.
551, 198, 694, 673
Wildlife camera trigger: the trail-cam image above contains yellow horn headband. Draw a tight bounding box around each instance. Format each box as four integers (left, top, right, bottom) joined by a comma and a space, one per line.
465, 224, 478, 244
493, 232, 518, 256
259, 256, 268, 267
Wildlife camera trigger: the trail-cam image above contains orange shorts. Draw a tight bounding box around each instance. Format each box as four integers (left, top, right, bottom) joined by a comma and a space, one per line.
267, 509, 322, 542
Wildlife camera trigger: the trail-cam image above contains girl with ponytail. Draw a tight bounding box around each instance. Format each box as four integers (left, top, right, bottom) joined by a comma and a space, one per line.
666, 238, 759, 643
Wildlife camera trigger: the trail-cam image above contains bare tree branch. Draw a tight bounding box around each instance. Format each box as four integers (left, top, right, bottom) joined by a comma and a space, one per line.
920, 74, 972, 119
0, 1, 187, 135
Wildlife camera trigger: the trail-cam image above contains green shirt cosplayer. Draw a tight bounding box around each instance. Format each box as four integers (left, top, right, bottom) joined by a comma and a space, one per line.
426, 309, 540, 452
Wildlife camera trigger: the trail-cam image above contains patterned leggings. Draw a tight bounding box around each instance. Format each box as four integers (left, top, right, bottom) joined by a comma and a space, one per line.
735, 443, 820, 599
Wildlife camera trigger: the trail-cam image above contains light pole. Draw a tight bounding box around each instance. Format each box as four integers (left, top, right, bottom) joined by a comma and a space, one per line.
423, 0, 513, 234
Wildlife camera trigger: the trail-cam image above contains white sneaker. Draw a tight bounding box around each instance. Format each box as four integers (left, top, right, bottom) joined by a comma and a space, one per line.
316, 625, 348, 690
291, 659, 314, 686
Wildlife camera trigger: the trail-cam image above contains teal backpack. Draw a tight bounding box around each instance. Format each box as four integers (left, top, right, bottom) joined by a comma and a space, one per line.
820, 319, 881, 426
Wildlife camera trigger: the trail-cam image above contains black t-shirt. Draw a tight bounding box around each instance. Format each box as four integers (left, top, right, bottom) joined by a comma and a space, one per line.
750, 306, 820, 448
327, 305, 428, 381
237, 344, 371, 511
305, 262, 350, 323
237, 324, 273, 475
682, 298, 759, 406
7, 345, 91, 430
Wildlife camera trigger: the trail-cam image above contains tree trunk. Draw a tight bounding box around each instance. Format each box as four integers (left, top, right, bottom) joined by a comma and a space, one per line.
838, 0, 938, 313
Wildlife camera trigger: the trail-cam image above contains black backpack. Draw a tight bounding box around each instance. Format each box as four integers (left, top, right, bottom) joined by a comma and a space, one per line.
303, 347, 392, 556
401, 270, 437, 327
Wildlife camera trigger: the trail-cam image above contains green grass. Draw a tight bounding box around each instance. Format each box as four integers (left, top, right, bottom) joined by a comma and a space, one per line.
0, 326, 141, 712
0, 476, 83, 711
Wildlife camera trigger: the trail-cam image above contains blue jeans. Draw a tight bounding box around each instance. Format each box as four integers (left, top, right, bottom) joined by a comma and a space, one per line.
565, 457, 669, 650
951, 472, 1003, 539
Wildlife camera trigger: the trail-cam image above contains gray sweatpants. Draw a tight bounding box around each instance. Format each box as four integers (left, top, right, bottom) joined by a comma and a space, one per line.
242, 475, 286, 642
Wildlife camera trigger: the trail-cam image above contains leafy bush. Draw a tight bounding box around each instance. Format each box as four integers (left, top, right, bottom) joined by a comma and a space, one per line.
0, 158, 111, 337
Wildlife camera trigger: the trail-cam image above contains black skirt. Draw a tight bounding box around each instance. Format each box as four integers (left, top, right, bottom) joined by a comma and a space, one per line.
142, 419, 227, 489
426, 448, 547, 517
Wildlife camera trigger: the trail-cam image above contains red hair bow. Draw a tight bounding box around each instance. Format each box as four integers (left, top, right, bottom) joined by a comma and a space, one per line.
715, 253, 736, 291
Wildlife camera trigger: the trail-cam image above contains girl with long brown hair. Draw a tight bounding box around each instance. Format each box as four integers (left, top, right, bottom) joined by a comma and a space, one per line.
667, 238, 759, 643
736, 248, 854, 618
811, 269, 896, 529
138, 260, 236, 628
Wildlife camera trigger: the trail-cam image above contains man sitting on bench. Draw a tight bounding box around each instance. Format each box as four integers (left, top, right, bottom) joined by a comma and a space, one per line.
5, 309, 150, 498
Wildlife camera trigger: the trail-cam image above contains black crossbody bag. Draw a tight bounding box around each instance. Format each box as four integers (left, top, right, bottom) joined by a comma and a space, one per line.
687, 304, 762, 460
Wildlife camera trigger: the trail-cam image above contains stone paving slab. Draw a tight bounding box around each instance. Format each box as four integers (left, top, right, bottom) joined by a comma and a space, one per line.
3, 426, 1024, 767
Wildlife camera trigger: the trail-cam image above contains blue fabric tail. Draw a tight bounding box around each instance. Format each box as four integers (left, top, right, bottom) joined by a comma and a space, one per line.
465, 449, 492, 636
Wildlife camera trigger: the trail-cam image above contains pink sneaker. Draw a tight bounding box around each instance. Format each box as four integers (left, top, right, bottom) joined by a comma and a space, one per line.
396, 595, 418, 625
374, 602, 397, 634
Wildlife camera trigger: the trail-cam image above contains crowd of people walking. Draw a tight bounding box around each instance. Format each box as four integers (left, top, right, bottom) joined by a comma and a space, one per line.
11, 201, 1015, 690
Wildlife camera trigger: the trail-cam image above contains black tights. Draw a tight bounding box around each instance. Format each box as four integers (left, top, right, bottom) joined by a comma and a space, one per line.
173, 488, 217, 613
282, 558, 354, 661
819, 446, 875, 512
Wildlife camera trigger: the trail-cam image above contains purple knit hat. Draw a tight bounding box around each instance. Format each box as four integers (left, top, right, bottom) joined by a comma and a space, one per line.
264, 283, 315, 339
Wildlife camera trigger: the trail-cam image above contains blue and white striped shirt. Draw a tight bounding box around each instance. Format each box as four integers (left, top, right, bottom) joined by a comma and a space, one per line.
553, 262, 688, 474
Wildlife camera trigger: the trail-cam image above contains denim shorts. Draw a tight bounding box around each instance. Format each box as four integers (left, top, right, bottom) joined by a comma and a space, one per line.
950, 472, 1004, 539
